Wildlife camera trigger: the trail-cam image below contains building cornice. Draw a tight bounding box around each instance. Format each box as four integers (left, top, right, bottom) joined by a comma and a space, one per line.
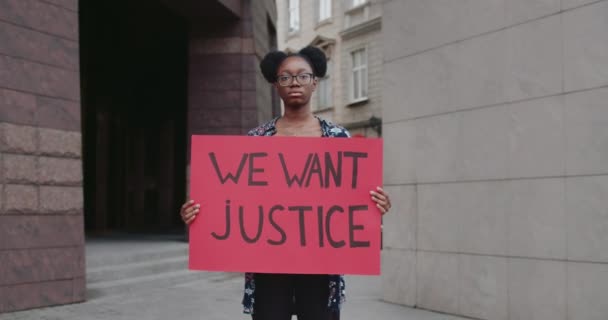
343, 116, 383, 135
339, 16, 381, 41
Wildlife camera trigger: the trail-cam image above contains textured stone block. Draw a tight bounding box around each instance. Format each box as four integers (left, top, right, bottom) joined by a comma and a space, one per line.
382, 185, 416, 250
507, 178, 566, 259
0, 55, 80, 101
382, 51, 450, 121
3, 154, 37, 184
72, 277, 85, 302
4, 184, 38, 213
418, 183, 462, 252
241, 90, 257, 109
508, 258, 566, 320
189, 90, 241, 109
416, 251, 459, 314
385, 13, 561, 122
415, 113, 464, 183
507, 96, 565, 178
38, 157, 82, 185
562, 0, 598, 10
381, 249, 416, 306
242, 54, 257, 73
0, 247, 84, 286
0, 279, 77, 313
38, 128, 81, 157
461, 105, 509, 181
240, 109, 258, 130
564, 1, 608, 91
565, 87, 608, 175
190, 37, 250, 55
505, 14, 562, 102
0, 20, 79, 71
0, 122, 37, 154
190, 72, 242, 91
0, 88, 36, 125
383, 0, 506, 61
383, 122, 416, 184
459, 181, 509, 256
506, 0, 560, 25
0, 0, 78, 40
0, 215, 84, 249
39, 186, 82, 214
42, 0, 78, 11
190, 54, 242, 73
567, 261, 608, 320
459, 254, 508, 320
0, 173, 3, 207
447, 31, 508, 115
567, 175, 608, 262
241, 72, 257, 90
36, 96, 81, 132
188, 108, 242, 131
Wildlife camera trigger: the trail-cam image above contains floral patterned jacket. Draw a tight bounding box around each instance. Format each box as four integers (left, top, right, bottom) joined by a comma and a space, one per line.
242, 116, 350, 315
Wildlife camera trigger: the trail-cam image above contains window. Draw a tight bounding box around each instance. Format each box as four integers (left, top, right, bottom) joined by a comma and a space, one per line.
316, 60, 332, 109
318, 0, 332, 22
350, 48, 367, 102
288, 0, 300, 33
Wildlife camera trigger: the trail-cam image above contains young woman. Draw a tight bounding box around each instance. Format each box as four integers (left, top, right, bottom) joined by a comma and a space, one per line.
180, 46, 391, 320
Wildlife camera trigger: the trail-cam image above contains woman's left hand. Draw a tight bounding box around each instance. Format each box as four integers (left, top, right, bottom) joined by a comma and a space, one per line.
370, 186, 391, 214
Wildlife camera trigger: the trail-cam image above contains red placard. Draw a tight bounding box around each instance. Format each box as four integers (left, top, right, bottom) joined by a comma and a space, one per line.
189, 135, 382, 275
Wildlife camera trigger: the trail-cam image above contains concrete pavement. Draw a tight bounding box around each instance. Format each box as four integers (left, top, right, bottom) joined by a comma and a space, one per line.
1, 275, 469, 320
1, 237, 469, 320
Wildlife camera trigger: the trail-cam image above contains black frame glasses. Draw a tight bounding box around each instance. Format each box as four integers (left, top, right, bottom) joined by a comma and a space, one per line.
276, 73, 314, 86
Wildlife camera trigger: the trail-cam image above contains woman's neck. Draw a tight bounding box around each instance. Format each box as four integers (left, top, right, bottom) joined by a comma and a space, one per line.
276, 104, 321, 137
281, 105, 315, 124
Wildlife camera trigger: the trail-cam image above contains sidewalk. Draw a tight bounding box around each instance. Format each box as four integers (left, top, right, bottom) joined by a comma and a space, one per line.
1, 275, 469, 320
1, 237, 468, 320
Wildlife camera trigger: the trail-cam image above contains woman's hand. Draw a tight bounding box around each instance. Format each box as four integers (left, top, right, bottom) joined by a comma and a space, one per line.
370, 187, 391, 215
180, 200, 200, 225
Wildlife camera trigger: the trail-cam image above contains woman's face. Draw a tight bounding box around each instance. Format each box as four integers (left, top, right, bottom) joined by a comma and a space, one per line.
275, 56, 317, 108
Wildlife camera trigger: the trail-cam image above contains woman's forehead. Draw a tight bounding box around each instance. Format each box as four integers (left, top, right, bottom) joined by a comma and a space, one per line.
278, 56, 312, 74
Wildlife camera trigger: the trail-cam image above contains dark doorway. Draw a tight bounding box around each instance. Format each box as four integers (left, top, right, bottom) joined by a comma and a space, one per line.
80, 0, 188, 234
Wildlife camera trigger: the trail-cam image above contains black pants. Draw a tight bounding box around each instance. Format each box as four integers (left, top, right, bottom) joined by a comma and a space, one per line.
252, 273, 338, 320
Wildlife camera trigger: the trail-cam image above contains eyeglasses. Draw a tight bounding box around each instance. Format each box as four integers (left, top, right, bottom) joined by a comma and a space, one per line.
276, 73, 314, 86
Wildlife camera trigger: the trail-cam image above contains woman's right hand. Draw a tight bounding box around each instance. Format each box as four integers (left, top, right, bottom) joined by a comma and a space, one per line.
180, 200, 200, 225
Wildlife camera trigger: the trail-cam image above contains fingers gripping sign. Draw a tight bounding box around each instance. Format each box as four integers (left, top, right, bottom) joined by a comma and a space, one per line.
181, 200, 201, 225
370, 186, 391, 215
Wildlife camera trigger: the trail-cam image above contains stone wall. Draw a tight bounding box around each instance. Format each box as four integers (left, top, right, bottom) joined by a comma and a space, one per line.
252, 0, 278, 125
381, 0, 608, 319
187, 0, 277, 136
0, 0, 85, 312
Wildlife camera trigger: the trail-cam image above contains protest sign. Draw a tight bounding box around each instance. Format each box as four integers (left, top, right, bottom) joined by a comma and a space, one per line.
189, 135, 382, 275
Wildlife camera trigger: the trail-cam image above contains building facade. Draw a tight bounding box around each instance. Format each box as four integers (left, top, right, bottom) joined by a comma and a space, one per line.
276, 0, 382, 137
0, 0, 277, 313
381, 1, 608, 320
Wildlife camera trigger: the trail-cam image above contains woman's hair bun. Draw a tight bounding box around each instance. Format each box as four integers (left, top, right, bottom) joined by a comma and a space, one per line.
260, 51, 288, 83
259, 46, 327, 83
298, 46, 327, 78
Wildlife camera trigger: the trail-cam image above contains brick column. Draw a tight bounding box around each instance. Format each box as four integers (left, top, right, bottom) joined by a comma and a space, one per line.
185, 2, 260, 201
0, 0, 84, 313
187, 28, 258, 136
